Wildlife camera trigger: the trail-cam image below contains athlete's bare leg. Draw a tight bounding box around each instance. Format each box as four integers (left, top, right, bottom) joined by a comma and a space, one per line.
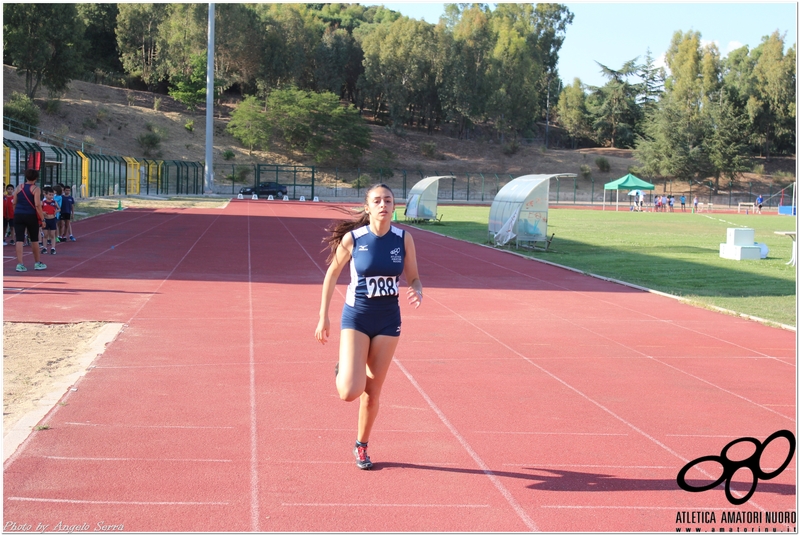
357, 334, 399, 443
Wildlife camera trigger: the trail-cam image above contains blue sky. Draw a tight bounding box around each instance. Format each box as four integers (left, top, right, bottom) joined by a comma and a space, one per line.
368, 2, 797, 88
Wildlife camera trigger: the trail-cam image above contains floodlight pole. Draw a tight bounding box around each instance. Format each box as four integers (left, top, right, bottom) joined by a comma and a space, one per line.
203, 3, 216, 194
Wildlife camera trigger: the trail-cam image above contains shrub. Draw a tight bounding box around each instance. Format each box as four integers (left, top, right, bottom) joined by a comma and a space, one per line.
236, 167, 251, 183
595, 157, 610, 172
352, 174, 371, 189
44, 98, 61, 115
579, 164, 591, 179
222, 149, 235, 161
82, 117, 97, 130
96, 107, 108, 122
136, 131, 162, 156
82, 136, 96, 151
126, 93, 136, 106
752, 163, 765, 176
774, 170, 795, 181
420, 142, 437, 158
153, 97, 162, 111
501, 140, 519, 156
3, 92, 40, 133
184, 119, 194, 132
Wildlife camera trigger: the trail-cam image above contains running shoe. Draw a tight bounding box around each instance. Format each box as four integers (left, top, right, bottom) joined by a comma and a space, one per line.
3, 241, 6, 246
9, 240, 15, 245
50, 248, 56, 255
69, 235, 76, 242
56, 237, 61, 243
34, 262, 47, 270
15, 264, 26, 272
40, 247, 47, 254
353, 444, 373, 470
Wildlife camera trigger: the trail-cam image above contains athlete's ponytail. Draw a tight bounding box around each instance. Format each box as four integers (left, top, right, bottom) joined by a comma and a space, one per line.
322, 183, 394, 265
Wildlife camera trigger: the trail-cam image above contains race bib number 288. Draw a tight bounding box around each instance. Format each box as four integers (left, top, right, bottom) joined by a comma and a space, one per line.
365, 275, 400, 298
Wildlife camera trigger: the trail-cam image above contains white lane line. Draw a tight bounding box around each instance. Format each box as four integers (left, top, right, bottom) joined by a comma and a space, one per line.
7, 497, 228, 506
247, 202, 261, 533
273, 427, 439, 433
4, 213, 180, 299
274, 212, 541, 532
542, 505, 742, 510
63, 422, 234, 429
281, 503, 489, 508
273, 460, 460, 465
94, 362, 249, 369
126, 213, 221, 322
504, 464, 677, 469
42, 456, 231, 462
422, 237, 796, 364
425, 294, 773, 514
395, 360, 540, 531
473, 431, 627, 436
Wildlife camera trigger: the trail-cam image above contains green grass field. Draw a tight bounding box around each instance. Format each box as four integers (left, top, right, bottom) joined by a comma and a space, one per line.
405, 206, 797, 327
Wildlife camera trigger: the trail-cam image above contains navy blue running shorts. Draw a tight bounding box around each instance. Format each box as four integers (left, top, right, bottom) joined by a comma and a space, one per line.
341, 303, 401, 338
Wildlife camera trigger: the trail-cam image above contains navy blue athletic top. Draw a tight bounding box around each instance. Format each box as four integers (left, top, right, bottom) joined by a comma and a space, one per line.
345, 225, 405, 309
14, 184, 37, 215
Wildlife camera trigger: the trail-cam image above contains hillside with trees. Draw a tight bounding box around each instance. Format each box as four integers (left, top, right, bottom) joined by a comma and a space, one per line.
3, 3, 795, 193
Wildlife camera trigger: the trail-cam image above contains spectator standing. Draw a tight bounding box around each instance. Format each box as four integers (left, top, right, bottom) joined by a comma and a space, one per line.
40, 187, 60, 255
53, 185, 63, 242
680, 195, 686, 212
668, 195, 675, 212
60, 185, 76, 241
4, 184, 15, 245
12, 169, 46, 271
756, 194, 763, 214
693, 196, 699, 213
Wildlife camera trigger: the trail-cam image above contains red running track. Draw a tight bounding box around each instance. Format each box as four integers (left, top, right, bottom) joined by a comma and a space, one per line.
3, 201, 796, 532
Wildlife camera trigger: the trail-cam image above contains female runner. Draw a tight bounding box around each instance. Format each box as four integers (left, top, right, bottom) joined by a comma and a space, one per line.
315, 184, 422, 470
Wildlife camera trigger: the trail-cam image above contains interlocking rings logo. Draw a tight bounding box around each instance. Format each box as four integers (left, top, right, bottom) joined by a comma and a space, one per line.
676, 430, 796, 505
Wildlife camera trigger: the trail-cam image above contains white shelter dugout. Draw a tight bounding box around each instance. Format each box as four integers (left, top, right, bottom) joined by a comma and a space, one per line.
489, 174, 576, 247
404, 175, 451, 221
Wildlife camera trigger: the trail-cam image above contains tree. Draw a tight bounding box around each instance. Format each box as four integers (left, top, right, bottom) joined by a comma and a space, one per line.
3, 3, 86, 99
587, 59, 642, 148
168, 53, 214, 111
706, 90, 751, 190
77, 4, 123, 76
749, 32, 795, 158
116, 3, 169, 89
226, 96, 271, 155
265, 87, 371, 164
557, 78, 590, 148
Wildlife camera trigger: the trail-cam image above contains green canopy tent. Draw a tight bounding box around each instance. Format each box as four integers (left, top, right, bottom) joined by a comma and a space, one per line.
603, 174, 655, 211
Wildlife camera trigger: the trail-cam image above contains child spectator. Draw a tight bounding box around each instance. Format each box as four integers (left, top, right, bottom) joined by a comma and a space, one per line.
4, 184, 15, 245
668, 195, 674, 212
54, 185, 63, 242
693, 196, 698, 212
60, 185, 76, 241
40, 187, 60, 255
680, 195, 686, 212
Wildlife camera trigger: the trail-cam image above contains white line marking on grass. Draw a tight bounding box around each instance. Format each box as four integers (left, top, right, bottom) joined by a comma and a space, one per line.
7, 497, 229, 506
281, 503, 490, 508
247, 202, 261, 532
394, 360, 540, 532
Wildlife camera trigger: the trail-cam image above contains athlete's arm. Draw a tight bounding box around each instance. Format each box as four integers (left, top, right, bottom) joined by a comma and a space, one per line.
315, 232, 353, 345
403, 231, 422, 309
33, 187, 45, 225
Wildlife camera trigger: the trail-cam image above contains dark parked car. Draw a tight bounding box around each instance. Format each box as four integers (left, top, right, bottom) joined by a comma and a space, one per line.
239, 182, 288, 198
